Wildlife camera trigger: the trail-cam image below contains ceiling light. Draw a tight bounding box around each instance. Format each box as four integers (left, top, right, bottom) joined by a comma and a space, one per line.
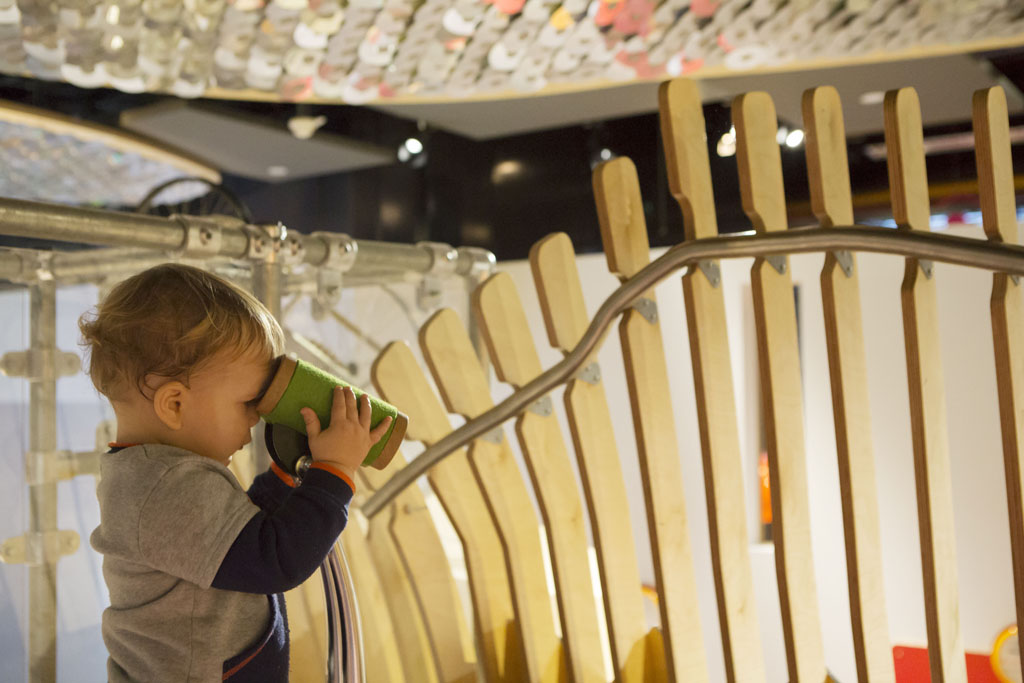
717, 131, 736, 157
776, 125, 789, 145
267, 165, 289, 178
491, 160, 524, 184
403, 137, 423, 155
599, 147, 613, 160
785, 129, 804, 148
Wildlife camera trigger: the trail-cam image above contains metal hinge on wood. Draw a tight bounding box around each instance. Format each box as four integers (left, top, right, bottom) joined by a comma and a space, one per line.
574, 362, 602, 385
0, 530, 79, 566
631, 297, 658, 324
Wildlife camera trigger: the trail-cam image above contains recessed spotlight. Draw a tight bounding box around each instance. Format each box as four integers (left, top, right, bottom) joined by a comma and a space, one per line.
267, 165, 289, 178
717, 131, 736, 157
785, 129, 804, 148
403, 137, 423, 155
599, 147, 613, 161
776, 125, 789, 145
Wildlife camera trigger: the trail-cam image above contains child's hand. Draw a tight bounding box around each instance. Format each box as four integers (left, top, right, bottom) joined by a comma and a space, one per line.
300, 386, 393, 480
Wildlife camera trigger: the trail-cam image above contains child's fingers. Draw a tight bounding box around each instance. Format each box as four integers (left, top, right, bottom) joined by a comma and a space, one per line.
368, 415, 393, 441
330, 386, 347, 422
358, 394, 372, 429
344, 386, 358, 420
300, 407, 321, 438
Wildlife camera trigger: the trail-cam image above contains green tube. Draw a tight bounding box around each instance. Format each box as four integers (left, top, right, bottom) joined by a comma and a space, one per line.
256, 355, 407, 469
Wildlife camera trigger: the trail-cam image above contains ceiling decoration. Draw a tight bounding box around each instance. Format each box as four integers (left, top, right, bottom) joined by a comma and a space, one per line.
0, 100, 219, 206
0, 0, 1021, 104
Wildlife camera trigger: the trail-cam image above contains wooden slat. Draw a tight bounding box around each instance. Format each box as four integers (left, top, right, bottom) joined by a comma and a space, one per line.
974, 85, 1024, 683
592, 156, 709, 683
474, 271, 606, 683
884, 86, 966, 683
341, 521, 408, 683
529, 232, 651, 682
356, 469, 441, 683
658, 77, 767, 683
733, 91, 826, 683
420, 308, 566, 683
803, 85, 894, 683
360, 453, 477, 683
372, 340, 522, 683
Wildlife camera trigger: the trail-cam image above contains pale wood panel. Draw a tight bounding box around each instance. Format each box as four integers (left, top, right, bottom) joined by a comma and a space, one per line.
592, 156, 709, 683
803, 85, 894, 683
974, 85, 1024, 683
658, 77, 766, 683
372, 340, 522, 683
360, 453, 476, 683
529, 231, 652, 682
341, 520, 408, 683
355, 479, 441, 683
733, 91, 826, 683
420, 308, 566, 683
884, 86, 966, 683
474, 271, 606, 683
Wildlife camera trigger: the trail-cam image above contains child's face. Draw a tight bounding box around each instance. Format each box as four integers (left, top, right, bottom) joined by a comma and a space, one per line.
178, 346, 274, 466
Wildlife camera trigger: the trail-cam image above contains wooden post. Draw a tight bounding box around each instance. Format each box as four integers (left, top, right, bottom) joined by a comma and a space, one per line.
658, 77, 767, 683
803, 85, 894, 682
530, 231, 652, 682
341, 520, 408, 683
372, 340, 522, 683
421, 308, 566, 683
733, 91, 826, 682
356, 465, 442, 683
884, 86, 966, 683
974, 84, 1024, 683
593, 156, 708, 683
359, 452, 477, 683
473, 271, 607, 682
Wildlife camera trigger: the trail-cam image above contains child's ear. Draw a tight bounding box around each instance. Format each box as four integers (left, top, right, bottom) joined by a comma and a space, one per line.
152, 381, 187, 430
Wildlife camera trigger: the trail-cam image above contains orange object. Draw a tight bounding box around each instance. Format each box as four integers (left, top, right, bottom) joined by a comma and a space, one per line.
893, 645, 1000, 682
758, 451, 772, 525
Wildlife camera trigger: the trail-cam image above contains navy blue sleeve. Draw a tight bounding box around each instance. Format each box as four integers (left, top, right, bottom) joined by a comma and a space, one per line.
212, 468, 353, 593
246, 467, 294, 512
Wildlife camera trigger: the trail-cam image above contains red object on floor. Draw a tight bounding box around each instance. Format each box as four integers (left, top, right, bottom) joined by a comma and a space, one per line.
893, 646, 998, 682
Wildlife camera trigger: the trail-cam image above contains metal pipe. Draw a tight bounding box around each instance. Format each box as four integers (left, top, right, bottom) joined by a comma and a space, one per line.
0, 198, 488, 278
362, 224, 1024, 517
28, 272, 57, 683
330, 543, 363, 681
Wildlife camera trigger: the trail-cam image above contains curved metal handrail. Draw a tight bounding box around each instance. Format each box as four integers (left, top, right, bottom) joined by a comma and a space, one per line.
361, 224, 1024, 518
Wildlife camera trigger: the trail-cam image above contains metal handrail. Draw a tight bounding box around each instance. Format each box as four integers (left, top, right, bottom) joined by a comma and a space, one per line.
361, 224, 1024, 518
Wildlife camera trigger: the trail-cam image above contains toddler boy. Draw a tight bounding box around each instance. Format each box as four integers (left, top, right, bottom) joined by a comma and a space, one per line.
82, 263, 390, 682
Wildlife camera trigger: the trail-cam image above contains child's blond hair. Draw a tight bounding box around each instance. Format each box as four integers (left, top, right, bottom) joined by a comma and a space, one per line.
79, 263, 284, 401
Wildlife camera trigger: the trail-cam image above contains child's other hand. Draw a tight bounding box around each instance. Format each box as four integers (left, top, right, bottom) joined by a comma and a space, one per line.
300, 386, 393, 481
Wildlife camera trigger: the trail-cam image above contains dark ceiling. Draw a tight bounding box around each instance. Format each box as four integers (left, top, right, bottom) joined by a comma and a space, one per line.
2, 46, 1023, 261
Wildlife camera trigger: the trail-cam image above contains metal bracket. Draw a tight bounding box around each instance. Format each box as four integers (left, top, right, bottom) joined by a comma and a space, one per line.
766, 254, 787, 275
312, 232, 357, 307
1012, 274, 1021, 286
278, 227, 306, 266
244, 224, 277, 261
0, 530, 79, 566
833, 250, 854, 278
455, 246, 497, 279
632, 297, 658, 324
574, 361, 602, 385
697, 260, 721, 288
417, 241, 459, 277
919, 259, 934, 279
25, 449, 101, 485
177, 217, 223, 257
416, 275, 444, 312
528, 395, 553, 417
479, 426, 504, 444
0, 349, 80, 379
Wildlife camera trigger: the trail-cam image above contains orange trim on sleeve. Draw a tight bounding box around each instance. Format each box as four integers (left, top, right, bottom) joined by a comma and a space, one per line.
309, 462, 356, 493
269, 461, 296, 488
